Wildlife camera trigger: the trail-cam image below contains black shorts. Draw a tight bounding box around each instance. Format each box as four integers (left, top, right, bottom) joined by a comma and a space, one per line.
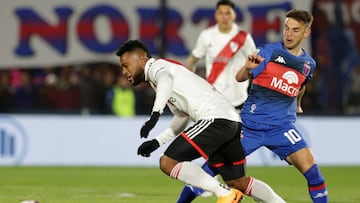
164, 118, 246, 181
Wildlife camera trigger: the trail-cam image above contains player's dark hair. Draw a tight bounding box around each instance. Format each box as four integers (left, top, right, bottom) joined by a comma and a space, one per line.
115, 40, 152, 58
216, 0, 235, 10
286, 9, 313, 27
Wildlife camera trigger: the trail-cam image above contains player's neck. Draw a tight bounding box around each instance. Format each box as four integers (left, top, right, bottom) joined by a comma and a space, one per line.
218, 25, 232, 33
287, 48, 303, 56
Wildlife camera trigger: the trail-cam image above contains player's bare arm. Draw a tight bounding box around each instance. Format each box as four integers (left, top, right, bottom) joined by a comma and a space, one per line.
235, 54, 264, 82
186, 54, 200, 72
296, 85, 306, 113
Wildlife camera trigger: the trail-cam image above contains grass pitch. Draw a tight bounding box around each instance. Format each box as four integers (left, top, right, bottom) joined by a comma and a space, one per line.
0, 166, 359, 203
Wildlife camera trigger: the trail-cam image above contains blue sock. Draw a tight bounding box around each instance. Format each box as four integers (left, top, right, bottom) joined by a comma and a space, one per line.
176, 162, 218, 203
177, 185, 197, 203
304, 164, 328, 203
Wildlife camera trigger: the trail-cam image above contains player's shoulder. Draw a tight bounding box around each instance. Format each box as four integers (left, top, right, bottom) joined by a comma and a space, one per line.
302, 50, 315, 61
152, 58, 186, 74
256, 42, 281, 56
199, 25, 219, 35
155, 58, 184, 66
234, 24, 249, 35
303, 52, 316, 68
259, 42, 282, 50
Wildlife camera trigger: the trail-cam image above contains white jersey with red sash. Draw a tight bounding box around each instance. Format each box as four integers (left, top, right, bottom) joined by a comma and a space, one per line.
241, 42, 316, 126
192, 24, 256, 107
207, 30, 247, 84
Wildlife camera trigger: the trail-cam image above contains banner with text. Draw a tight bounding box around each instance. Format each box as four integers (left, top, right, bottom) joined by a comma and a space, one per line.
0, 0, 311, 68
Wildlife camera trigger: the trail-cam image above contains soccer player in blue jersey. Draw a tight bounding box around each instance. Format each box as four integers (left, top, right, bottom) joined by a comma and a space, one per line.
235, 9, 328, 203
177, 9, 328, 203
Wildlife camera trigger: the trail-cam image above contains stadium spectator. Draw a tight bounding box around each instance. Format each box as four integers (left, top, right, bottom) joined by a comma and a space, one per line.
14, 70, 37, 112
50, 65, 80, 113
105, 74, 136, 117
35, 67, 58, 111
115, 39, 285, 203
312, 0, 359, 114
77, 66, 105, 114
346, 65, 360, 114
0, 70, 15, 112
235, 9, 328, 203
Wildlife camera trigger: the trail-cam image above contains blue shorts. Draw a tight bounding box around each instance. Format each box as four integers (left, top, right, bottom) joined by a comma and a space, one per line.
241, 120, 309, 160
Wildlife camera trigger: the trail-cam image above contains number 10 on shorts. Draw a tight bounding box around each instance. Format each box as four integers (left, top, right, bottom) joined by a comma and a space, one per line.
284, 129, 302, 145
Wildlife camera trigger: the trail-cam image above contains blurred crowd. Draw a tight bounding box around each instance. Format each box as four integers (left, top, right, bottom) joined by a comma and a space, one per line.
0, 63, 156, 116
1, 62, 360, 116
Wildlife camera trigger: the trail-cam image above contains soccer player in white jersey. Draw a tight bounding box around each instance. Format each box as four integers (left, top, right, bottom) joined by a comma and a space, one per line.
186, 0, 255, 110
116, 39, 283, 203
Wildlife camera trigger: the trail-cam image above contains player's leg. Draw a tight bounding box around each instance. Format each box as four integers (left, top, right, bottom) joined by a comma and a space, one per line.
286, 148, 328, 203
269, 124, 328, 203
176, 162, 218, 203
240, 124, 286, 202
159, 155, 233, 199
162, 119, 240, 200
215, 134, 285, 202
175, 121, 271, 203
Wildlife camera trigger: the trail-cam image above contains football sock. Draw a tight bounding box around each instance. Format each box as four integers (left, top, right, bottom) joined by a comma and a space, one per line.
245, 177, 286, 203
176, 162, 217, 203
176, 186, 197, 203
170, 161, 231, 198
304, 164, 328, 203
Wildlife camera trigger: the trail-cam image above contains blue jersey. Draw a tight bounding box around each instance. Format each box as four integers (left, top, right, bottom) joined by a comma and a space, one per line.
241, 42, 316, 126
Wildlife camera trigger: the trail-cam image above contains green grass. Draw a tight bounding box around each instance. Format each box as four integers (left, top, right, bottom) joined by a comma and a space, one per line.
0, 166, 359, 203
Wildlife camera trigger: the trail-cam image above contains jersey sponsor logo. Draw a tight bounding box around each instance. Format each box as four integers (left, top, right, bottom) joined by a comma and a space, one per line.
252, 62, 306, 97
270, 71, 299, 96
282, 71, 298, 84
274, 56, 286, 64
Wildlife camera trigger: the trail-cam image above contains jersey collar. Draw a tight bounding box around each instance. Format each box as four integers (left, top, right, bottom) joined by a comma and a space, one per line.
144, 58, 156, 82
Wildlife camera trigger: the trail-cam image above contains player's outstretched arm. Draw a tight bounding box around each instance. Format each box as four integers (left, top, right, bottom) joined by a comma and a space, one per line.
236, 54, 264, 82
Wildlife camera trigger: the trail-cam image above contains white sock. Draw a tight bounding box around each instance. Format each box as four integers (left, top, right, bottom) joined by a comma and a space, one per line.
170, 161, 231, 197
245, 177, 286, 203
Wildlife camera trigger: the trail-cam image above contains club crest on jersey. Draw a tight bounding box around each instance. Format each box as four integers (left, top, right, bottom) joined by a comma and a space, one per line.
274, 56, 286, 64
230, 41, 239, 53
270, 71, 299, 96
303, 62, 311, 76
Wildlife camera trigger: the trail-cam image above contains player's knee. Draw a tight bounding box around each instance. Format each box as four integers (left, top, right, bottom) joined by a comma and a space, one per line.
224, 176, 248, 192
159, 155, 178, 176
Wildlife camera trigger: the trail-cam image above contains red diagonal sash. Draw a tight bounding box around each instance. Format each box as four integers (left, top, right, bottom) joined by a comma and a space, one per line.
207, 30, 248, 84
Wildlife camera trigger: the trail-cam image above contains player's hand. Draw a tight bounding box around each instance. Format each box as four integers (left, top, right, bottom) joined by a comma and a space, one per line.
137, 139, 160, 157
140, 112, 160, 138
246, 54, 264, 69
297, 105, 304, 114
